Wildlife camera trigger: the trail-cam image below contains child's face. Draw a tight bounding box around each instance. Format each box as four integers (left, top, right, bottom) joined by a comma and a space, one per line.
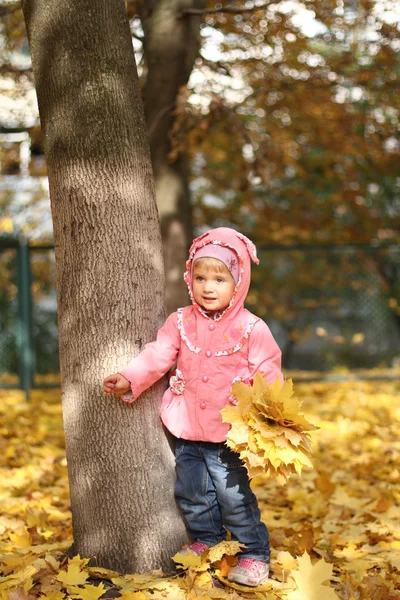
192, 261, 236, 312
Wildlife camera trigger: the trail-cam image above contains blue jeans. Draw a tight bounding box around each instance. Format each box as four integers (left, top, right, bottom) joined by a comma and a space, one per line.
174, 439, 270, 562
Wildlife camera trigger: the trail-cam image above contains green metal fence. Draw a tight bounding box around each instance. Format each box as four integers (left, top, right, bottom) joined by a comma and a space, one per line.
0, 237, 58, 397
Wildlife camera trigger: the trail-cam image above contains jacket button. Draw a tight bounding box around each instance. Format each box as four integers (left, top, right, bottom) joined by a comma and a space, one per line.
205, 350, 212, 357
202, 375, 208, 383
208, 323, 216, 331
200, 401, 206, 409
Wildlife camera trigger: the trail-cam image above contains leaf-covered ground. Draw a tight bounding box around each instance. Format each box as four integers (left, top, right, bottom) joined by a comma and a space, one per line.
1, 379, 399, 599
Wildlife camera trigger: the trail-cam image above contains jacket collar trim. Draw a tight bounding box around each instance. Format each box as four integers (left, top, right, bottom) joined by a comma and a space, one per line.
177, 308, 259, 356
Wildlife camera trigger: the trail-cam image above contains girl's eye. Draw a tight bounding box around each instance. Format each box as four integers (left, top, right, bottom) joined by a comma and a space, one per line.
216, 278, 224, 283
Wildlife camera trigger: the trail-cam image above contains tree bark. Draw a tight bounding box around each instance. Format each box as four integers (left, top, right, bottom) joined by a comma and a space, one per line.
21, 0, 187, 573
138, 0, 206, 314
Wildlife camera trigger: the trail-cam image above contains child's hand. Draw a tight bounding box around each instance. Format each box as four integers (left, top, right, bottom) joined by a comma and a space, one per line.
103, 373, 131, 396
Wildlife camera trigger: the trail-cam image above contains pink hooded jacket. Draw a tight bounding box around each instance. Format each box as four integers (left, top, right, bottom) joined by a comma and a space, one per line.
120, 227, 283, 442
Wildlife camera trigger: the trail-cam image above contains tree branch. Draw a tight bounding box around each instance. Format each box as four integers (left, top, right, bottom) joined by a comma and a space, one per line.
130, 29, 144, 42
181, 1, 273, 17
147, 102, 176, 140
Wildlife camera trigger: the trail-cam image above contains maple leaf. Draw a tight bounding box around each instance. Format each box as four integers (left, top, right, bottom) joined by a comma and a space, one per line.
207, 540, 245, 563
87, 565, 120, 579
230, 381, 253, 411
56, 562, 89, 587
69, 582, 106, 600
172, 551, 206, 572
287, 552, 339, 600
226, 422, 249, 446
217, 554, 238, 577
190, 569, 214, 592
2, 378, 400, 598
220, 405, 242, 426
0, 565, 37, 592
111, 573, 166, 591
276, 550, 298, 571
222, 374, 317, 482
32, 554, 60, 574
9, 529, 32, 549
69, 554, 91, 568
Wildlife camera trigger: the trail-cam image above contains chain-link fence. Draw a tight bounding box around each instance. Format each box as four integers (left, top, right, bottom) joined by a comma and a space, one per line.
251, 243, 400, 375
1, 238, 399, 393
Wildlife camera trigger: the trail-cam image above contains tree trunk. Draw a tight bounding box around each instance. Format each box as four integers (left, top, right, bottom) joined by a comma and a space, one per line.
139, 0, 206, 314
21, 0, 187, 574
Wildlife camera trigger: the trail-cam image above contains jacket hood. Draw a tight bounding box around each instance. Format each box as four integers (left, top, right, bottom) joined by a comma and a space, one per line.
184, 227, 259, 321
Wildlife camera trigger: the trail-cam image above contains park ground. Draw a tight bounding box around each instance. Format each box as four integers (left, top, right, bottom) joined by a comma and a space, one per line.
0, 376, 399, 599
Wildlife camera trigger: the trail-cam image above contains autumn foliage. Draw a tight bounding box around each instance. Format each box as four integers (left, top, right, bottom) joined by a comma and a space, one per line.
1, 378, 400, 599
221, 375, 317, 483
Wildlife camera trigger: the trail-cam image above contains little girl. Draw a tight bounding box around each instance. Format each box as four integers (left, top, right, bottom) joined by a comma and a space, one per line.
103, 227, 283, 587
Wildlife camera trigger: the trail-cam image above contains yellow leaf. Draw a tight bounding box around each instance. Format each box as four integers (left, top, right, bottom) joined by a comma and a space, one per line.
221, 374, 317, 483
87, 566, 120, 579
226, 423, 249, 446
0, 553, 36, 577
283, 429, 304, 446
56, 563, 89, 587
207, 540, 245, 563
111, 573, 163, 591
287, 553, 339, 600
248, 430, 259, 454
25, 509, 48, 528
276, 551, 298, 571
9, 528, 32, 549
254, 433, 280, 451
253, 372, 269, 396
44, 554, 61, 571
119, 593, 147, 600
0, 566, 37, 591
247, 451, 266, 469
172, 551, 206, 572
230, 381, 253, 414
70, 582, 106, 600
192, 570, 214, 588
40, 591, 65, 600
220, 404, 242, 425
69, 555, 91, 568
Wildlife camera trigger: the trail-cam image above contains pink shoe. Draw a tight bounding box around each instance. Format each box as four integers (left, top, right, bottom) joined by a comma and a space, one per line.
228, 557, 269, 586
181, 541, 210, 556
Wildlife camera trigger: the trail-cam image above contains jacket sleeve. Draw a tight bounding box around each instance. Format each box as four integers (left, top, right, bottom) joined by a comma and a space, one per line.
247, 319, 284, 385
118, 312, 180, 402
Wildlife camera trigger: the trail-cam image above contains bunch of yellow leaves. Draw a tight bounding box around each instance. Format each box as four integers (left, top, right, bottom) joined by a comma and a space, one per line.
221, 374, 318, 484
